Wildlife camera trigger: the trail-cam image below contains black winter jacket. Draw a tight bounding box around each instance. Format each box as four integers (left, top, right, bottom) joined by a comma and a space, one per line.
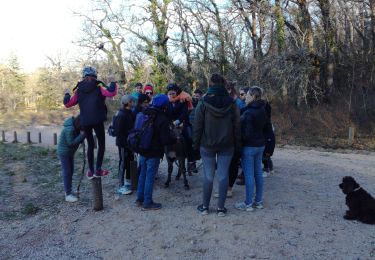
139, 107, 177, 158
240, 100, 271, 147
115, 108, 135, 147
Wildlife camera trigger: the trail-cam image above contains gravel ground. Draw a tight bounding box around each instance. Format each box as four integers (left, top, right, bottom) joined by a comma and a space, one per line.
1, 144, 375, 259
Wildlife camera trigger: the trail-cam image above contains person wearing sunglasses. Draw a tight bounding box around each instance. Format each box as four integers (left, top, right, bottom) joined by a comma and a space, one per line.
143, 84, 154, 97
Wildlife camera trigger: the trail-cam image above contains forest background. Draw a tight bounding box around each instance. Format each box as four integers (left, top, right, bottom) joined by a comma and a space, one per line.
1, 0, 375, 149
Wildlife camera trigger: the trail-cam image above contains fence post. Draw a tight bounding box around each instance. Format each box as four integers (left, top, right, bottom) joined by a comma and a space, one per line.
13, 131, 18, 143
38, 132, 42, 143
92, 178, 104, 211
27, 132, 32, 143
53, 133, 57, 145
1, 131, 5, 142
348, 127, 355, 142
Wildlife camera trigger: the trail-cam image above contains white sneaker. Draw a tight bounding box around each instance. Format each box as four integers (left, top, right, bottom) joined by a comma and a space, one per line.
234, 202, 254, 212
65, 194, 78, 203
263, 171, 269, 178
118, 185, 132, 195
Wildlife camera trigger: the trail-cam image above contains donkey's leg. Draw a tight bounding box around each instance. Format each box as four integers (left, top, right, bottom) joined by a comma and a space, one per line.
180, 157, 189, 190
165, 158, 173, 188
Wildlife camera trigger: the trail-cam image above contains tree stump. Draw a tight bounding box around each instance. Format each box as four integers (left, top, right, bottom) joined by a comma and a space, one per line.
91, 178, 104, 211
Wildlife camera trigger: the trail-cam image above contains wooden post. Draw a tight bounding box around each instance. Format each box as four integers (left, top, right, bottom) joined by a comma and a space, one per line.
27, 132, 32, 143
92, 178, 104, 211
13, 131, 18, 143
348, 127, 355, 142
53, 133, 57, 145
1, 131, 5, 142
38, 132, 42, 143
93, 135, 97, 149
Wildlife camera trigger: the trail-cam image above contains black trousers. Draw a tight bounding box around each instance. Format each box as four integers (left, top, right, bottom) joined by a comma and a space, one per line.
118, 147, 134, 187
83, 123, 105, 173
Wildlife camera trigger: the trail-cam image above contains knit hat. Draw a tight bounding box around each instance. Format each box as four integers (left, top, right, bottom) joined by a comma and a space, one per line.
166, 83, 181, 94
151, 94, 169, 108
121, 94, 134, 105
138, 93, 150, 104
143, 85, 154, 94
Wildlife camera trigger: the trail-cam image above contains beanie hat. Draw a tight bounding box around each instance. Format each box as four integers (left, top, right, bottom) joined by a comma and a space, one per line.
121, 94, 134, 105
138, 93, 150, 104
151, 94, 169, 108
143, 85, 154, 93
166, 83, 181, 94
82, 66, 97, 78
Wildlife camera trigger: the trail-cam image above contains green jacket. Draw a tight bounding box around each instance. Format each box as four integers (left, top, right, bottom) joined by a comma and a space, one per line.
57, 117, 85, 156
192, 97, 241, 151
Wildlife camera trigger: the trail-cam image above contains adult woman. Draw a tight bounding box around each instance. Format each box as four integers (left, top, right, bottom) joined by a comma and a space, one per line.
193, 73, 241, 217
235, 86, 270, 211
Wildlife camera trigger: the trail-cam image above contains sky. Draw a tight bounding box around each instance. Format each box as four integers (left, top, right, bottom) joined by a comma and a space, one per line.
0, 0, 89, 72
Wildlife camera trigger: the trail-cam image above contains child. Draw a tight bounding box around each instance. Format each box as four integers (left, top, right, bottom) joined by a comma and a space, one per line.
57, 115, 85, 202
115, 95, 136, 195
64, 66, 118, 179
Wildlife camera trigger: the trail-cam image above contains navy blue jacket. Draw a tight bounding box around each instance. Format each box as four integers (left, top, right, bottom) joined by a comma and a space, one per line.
240, 100, 271, 147
140, 107, 177, 158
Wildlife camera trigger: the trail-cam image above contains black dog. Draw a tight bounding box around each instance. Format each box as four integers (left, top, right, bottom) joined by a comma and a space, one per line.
339, 176, 375, 224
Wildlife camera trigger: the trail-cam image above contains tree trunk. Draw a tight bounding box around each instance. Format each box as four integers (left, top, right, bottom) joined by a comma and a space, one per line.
275, 0, 286, 53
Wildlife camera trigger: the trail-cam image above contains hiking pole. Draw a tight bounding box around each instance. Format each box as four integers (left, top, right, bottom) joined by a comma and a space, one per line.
76, 142, 86, 197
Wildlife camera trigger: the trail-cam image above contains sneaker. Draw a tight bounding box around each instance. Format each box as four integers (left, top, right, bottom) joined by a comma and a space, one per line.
235, 202, 254, 212
86, 170, 94, 180
253, 202, 264, 209
65, 194, 78, 203
135, 199, 143, 207
217, 207, 227, 217
197, 204, 209, 215
94, 169, 109, 178
142, 202, 162, 211
263, 171, 269, 178
214, 190, 233, 198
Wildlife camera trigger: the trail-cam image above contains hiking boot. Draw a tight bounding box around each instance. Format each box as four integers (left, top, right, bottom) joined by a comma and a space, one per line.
253, 202, 264, 209
142, 202, 162, 211
135, 199, 143, 207
236, 178, 245, 186
94, 169, 109, 178
65, 194, 78, 203
235, 202, 254, 212
86, 170, 94, 180
197, 204, 209, 215
217, 207, 227, 217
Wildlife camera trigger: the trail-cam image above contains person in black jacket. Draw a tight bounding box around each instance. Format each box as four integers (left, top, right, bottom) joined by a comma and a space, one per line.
115, 95, 136, 195
235, 86, 271, 212
136, 94, 177, 211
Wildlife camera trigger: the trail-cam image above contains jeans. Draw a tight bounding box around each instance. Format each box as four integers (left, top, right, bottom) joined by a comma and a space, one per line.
59, 154, 74, 195
136, 156, 160, 206
200, 147, 234, 209
241, 146, 265, 205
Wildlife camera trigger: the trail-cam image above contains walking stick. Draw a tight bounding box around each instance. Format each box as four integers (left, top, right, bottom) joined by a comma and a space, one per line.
76, 142, 86, 197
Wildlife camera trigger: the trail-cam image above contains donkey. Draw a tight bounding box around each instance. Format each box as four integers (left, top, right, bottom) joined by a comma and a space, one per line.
165, 124, 189, 190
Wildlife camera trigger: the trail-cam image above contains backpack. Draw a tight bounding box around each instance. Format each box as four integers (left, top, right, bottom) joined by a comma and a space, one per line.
108, 111, 120, 137
127, 112, 156, 153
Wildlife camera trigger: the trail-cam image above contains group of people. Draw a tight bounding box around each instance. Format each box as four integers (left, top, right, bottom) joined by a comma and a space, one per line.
58, 66, 275, 216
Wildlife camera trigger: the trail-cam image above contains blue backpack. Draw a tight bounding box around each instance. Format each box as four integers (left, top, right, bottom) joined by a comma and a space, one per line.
127, 112, 156, 153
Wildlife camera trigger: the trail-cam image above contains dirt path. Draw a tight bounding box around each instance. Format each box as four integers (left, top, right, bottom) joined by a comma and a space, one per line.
1, 144, 375, 259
